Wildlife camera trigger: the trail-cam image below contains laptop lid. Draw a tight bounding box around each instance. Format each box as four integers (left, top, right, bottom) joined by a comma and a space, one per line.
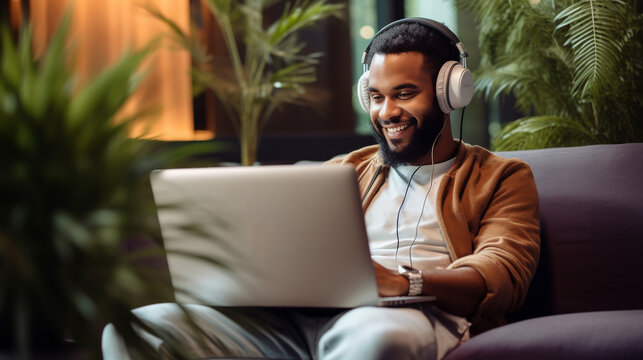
150, 165, 434, 308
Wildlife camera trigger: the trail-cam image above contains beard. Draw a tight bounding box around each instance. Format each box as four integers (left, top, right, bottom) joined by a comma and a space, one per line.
371, 106, 445, 167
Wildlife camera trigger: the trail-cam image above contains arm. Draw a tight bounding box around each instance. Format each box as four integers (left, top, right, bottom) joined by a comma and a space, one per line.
445, 159, 541, 327
374, 261, 486, 317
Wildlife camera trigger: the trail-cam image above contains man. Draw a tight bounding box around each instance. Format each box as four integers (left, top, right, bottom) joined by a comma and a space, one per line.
329, 17, 540, 335
102, 18, 540, 360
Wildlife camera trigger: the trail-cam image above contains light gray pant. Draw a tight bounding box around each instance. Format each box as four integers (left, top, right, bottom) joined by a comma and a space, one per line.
102, 303, 465, 359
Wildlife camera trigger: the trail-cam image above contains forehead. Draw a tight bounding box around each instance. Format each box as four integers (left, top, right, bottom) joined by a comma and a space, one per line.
368, 52, 431, 89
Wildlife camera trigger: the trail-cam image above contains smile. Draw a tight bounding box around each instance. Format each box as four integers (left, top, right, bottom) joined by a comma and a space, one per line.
386, 124, 410, 134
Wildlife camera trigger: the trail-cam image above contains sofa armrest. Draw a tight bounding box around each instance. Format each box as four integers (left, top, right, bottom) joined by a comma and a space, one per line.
444, 310, 643, 360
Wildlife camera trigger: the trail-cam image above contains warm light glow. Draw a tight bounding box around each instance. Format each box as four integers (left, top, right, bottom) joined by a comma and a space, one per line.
9, 0, 22, 32
30, 0, 197, 140
359, 25, 375, 39
529, 0, 541, 4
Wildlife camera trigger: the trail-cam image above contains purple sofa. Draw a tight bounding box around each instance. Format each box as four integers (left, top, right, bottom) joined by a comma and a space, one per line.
444, 143, 643, 359
131, 143, 643, 358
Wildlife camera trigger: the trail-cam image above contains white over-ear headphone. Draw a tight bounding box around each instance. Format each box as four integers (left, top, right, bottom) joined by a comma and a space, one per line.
357, 17, 473, 115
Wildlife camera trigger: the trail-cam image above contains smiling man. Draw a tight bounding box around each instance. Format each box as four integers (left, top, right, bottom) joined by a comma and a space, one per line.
368, 51, 449, 166
325, 17, 541, 357
102, 18, 540, 360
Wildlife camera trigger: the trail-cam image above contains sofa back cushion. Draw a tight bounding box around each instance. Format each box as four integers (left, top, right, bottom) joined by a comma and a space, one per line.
497, 143, 643, 321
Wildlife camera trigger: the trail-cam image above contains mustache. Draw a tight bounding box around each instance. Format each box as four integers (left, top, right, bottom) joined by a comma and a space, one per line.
377, 117, 417, 127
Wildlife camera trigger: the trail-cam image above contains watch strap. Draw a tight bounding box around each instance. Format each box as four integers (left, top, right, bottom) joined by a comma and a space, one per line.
398, 265, 423, 296
406, 271, 423, 296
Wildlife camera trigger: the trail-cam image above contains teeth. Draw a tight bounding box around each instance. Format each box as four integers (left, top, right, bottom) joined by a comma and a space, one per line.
386, 124, 410, 133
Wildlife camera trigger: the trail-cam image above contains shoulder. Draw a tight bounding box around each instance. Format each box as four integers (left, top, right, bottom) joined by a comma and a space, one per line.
456, 143, 534, 179
324, 145, 388, 199
447, 143, 538, 204
324, 145, 382, 169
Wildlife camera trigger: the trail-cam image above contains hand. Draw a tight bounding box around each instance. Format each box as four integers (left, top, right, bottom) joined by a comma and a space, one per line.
372, 261, 409, 297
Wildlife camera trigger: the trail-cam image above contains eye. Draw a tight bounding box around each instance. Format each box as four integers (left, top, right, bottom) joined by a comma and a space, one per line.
370, 93, 383, 102
397, 91, 416, 100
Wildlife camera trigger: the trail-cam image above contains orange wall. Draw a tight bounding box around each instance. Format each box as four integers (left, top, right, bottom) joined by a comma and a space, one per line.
30, 0, 204, 140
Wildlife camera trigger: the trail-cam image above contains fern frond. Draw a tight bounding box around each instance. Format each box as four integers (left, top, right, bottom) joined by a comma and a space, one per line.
474, 47, 576, 118
555, 0, 632, 100
492, 115, 600, 151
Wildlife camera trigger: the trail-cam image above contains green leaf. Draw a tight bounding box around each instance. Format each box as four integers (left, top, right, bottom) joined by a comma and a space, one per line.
150, 0, 344, 164
492, 115, 600, 151
29, 13, 72, 119
454, 0, 642, 150
266, 0, 344, 47
554, 0, 632, 99
1, 26, 21, 90
67, 46, 150, 127
1, 14, 219, 357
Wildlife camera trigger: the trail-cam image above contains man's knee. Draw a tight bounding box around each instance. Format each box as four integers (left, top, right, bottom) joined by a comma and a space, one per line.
101, 303, 201, 360
102, 323, 132, 360
319, 307, 436, 360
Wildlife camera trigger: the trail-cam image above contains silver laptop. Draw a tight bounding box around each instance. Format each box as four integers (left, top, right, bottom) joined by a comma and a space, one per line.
150, 165, 435, 308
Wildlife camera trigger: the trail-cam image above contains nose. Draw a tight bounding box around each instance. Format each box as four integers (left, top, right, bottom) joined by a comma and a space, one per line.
378, 98, 401, 122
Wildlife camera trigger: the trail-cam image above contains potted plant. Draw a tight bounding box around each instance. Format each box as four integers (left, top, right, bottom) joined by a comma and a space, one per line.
454, 0, 642, 150
150, 0, 345, 165
0, 15, 216, 358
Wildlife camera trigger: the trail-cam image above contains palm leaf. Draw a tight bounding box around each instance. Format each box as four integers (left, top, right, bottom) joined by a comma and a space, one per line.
143, 5, 210, 67
150, 0, 344, 165
455, 0, 642, 150
266, 0, 344, 46
0, 14, 223, 357
475, 48, 576, 119
271, 61, 315, 87
67, 46, 150, 127
492, 115, 600, 151
554, 0, 632, 99
0, 26, 21, 89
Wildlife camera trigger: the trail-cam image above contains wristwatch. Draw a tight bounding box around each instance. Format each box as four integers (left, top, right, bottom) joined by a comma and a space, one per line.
398, 264, 423, 296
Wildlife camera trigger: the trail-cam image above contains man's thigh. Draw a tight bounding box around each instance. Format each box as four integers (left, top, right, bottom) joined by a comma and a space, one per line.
102, 304, 465, 360
103, 303, 316, 359
314, 305, 466, 360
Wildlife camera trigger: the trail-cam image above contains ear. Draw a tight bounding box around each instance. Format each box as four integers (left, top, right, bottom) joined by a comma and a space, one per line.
357, 71, 370, 113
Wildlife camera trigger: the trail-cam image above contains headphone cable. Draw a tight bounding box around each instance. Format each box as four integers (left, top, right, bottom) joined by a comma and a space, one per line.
394, 121, 445, 267
408, 146, 437, 268
457, 106, 466, 149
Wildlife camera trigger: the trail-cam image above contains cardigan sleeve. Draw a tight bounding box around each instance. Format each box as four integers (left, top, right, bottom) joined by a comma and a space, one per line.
447, 159, 541, 330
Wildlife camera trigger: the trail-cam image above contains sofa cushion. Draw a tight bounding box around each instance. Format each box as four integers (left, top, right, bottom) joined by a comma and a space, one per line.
496, 143, 643, 320
444, 310, 643, 360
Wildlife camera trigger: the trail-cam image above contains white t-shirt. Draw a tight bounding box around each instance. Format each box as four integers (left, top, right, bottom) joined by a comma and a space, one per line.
364, 157, 470, 347
365, 157, 455, 273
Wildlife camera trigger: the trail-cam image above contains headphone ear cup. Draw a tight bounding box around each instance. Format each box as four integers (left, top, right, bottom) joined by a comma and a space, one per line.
435, 60, 474, 114
357, 71, 371, 113
436, 61, 457, 114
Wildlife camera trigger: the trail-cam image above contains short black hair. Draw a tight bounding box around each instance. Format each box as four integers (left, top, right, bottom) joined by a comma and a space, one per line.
365, 22, 459, 84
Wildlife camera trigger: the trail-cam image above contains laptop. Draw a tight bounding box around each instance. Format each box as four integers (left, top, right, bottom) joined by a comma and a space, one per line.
150, 165, 435, 308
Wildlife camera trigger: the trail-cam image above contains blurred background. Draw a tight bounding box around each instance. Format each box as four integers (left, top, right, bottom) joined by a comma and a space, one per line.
4, 0, 641, 164
3, 0, 512, 164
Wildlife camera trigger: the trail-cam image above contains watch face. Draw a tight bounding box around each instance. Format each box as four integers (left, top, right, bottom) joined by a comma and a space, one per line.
398, 264, 419, 274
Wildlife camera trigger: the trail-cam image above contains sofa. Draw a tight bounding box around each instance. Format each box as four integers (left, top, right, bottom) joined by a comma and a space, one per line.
443, 142, 643, 359
131, 142, 643, 358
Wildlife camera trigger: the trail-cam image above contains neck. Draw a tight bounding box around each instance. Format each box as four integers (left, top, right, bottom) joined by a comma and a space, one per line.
410, 117, 458, 166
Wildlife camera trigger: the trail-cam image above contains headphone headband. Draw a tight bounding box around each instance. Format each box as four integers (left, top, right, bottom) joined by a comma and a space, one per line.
361, 17, 468, 70
356, 17, 474, 115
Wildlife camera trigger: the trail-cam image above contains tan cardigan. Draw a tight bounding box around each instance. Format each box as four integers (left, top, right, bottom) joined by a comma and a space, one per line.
326, 143, 541, 332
